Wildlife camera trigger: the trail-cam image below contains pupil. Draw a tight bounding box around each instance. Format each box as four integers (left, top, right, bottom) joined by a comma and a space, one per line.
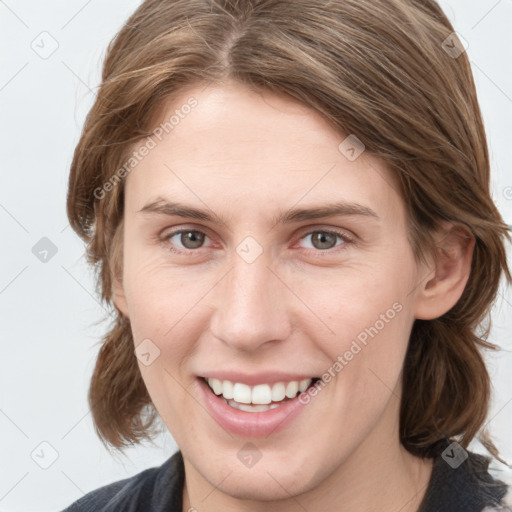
313, 232, 336, 250
182, 231, 204, 249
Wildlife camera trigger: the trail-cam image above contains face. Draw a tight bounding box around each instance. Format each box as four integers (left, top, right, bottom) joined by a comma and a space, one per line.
114, 80, 428, 501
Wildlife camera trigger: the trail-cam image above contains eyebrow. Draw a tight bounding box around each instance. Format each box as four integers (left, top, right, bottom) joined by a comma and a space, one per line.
138, 197, 379, 226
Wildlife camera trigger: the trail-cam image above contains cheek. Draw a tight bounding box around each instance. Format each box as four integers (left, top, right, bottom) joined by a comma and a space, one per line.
123, 245, 191, 321
293, 250, 415, 404
122, 258, 217, 367
295, 250, 414, 342
307, 299, 412, 445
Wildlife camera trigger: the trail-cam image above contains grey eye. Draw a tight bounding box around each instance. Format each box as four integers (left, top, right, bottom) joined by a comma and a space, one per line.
301, 231, 343, 250
165, 230, 207, 250
178, 231, 205, 249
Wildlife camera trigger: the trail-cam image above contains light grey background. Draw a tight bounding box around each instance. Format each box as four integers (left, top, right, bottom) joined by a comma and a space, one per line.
0, 1, 511, 511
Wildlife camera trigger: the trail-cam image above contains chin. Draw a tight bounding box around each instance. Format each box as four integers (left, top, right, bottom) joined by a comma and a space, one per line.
199, 452, 322, 502
215, 473, 313, 502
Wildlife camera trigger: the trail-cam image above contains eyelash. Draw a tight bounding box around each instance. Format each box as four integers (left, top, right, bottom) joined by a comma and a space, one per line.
159, 227, 354, 257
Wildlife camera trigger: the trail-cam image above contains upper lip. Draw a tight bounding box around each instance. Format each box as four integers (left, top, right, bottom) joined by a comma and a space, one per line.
199, 371, 319, 386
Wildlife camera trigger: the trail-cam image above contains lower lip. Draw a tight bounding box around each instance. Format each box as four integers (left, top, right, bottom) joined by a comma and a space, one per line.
196, 377, 310, 438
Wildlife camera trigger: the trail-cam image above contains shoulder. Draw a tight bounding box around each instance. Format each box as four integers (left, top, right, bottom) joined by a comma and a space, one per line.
483, 465, 512, 512
59, 451, 184, 512
420, 439, 512, 512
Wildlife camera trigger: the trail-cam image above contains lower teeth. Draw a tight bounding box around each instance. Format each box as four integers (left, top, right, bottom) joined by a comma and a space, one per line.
224, 397, 287, 412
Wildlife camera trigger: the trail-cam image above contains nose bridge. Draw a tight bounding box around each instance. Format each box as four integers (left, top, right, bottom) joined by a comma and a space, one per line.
209, 247, 291, 351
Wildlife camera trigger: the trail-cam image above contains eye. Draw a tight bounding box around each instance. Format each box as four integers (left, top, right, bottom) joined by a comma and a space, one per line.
298, 229, 352, 252
161, 229, 210, 253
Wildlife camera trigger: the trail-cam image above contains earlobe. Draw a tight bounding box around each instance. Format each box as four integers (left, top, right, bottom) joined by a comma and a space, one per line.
112, 276, 130, 319
414, 223, 475, 320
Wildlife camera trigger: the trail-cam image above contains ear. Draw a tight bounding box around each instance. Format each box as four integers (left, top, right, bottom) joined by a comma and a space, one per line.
110, 218, 130, 319
113, 276, 130, 319
414, 222, 475, 320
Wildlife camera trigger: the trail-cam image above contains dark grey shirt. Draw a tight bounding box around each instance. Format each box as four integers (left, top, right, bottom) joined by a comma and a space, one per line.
60, 439, 510, 512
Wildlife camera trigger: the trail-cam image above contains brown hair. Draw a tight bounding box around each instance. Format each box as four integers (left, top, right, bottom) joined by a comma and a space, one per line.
67, 0, 511, 458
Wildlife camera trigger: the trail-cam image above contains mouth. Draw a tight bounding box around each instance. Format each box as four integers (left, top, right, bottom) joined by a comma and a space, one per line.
201, 376, 321, 413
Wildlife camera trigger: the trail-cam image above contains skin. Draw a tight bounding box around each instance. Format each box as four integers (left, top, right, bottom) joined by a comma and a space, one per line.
113, 80, 474, 512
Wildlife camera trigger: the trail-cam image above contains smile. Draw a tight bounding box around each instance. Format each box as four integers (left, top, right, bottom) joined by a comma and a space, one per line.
197, 374, 321, 436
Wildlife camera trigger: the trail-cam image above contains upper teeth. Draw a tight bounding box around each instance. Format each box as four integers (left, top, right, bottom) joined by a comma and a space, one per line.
206, 378, 312, 404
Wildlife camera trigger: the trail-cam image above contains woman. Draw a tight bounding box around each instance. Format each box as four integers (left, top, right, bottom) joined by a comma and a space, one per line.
62, 0, 511, 510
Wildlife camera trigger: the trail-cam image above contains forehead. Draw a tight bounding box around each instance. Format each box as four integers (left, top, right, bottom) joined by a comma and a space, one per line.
124, 81, 403, 222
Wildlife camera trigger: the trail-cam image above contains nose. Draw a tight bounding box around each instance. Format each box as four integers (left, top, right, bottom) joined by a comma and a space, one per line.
208, 248, 293, 353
